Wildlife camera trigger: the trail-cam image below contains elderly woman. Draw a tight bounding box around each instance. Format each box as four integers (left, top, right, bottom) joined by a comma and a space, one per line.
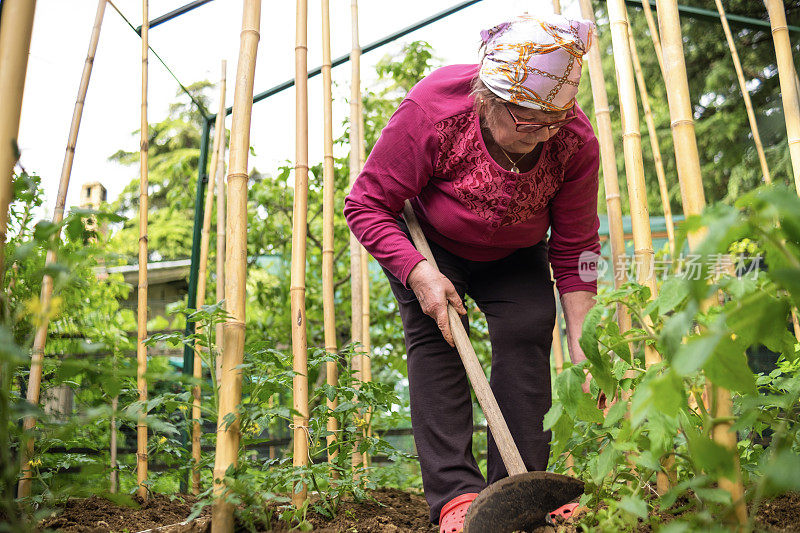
344, 14, 599, 531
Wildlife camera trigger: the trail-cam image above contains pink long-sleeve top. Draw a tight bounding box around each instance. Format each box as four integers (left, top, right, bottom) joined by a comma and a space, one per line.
344, 64, 601, 294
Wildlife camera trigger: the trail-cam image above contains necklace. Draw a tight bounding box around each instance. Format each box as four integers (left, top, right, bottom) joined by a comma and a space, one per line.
497, 146, 531, 173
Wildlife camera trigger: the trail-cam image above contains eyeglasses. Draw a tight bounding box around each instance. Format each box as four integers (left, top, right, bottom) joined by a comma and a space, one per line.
504, 104, 576, 133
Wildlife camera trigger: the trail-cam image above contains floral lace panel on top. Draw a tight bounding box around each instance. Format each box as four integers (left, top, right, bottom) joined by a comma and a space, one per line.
434, 110, 584, 227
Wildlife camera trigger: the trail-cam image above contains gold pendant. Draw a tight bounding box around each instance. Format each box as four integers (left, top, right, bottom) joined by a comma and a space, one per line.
511, 166, 520, 173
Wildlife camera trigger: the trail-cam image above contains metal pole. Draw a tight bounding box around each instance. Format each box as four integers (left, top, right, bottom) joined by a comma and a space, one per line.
136, 0, 215, 33
626, 0, 800, 34
181, 116, 211, 491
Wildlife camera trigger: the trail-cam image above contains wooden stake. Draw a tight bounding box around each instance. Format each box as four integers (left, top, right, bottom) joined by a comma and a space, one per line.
135, 0, 150, 500
349, 0, 364, 472
0, 0, 36, 281
290, 0, 311, 507
17, 0, 106, 498
765, 0, 800, 195
578, 0, 632, 336
320, 0, 339, 467
626, 9, 676, 256
655, 0, 746, 523
191, 60, 227, 495
714, 0, 770, 184
211, 1, 260, 530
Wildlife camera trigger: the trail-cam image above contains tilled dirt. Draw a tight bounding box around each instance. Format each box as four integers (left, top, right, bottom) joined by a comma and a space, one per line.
37, 490, 800, 532
39, 493, 208, 533
753, 492, 800, 533
38, 488, 435, 533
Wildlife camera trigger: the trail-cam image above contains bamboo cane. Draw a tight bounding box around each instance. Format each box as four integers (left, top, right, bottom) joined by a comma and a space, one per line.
763, 2, 800, 341
191, 61, 227, 495
211, 1, 260, 531
110, 395, 118, 493
214, 149, 227, 381
640, 0, 665, 77
655, 0, 747, 523
359, 100, 370, 388
577, 0, 632, 335
290, 0, 311, 507
357, 94, 372, 467
626, 9, 676, 256
136, 0, 150, 500
320, 0, 339, 467
714, 0, 770, 184
0, 0, 36, 282
349, 0, 364, 472
764, 0, 800, 195
215, 124, 227, 383
17, 0, 105, 498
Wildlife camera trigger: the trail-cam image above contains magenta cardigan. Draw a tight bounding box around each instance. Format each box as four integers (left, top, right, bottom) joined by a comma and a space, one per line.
344, 64, 601, 295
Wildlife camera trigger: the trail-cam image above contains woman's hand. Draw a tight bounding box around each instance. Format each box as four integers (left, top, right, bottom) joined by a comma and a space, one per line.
406, 260, 467, 347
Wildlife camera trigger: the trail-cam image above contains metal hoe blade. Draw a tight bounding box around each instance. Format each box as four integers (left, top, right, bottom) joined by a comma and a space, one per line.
463, 472, 584, 533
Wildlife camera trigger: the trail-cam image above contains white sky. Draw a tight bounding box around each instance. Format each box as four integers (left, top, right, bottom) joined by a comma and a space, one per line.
19, 0, 578, 219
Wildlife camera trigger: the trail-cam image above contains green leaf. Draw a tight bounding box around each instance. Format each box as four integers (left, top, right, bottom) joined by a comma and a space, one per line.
617, 495, 648, 519
542, 402, 563, 431
575, 394, 604, 425
603, 400, 628, 428
590, 445, 619, 484
579, 307, 617, 397
702, 337, 757, 395
657, 276, 690, 315
673, 331, 723, 376
650, 370, 685, 418
762, 449, 800, 491
683, 424, 735, 479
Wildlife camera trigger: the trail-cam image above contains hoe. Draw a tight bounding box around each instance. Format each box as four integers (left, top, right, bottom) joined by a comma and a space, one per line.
403, 201, 584, 532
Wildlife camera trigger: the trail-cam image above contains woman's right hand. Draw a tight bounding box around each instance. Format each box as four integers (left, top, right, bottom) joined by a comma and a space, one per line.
406, 260, 467, 347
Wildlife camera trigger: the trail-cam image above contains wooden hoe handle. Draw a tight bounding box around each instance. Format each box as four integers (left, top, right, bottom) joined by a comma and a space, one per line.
402, 201, 527, 476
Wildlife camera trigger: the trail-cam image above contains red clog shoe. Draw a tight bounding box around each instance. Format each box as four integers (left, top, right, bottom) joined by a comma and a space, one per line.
549, 501, 579, 521
439, 492, 479, 533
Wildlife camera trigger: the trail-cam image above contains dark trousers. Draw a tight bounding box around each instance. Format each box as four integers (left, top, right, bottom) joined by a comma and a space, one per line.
383, 225, 556, 523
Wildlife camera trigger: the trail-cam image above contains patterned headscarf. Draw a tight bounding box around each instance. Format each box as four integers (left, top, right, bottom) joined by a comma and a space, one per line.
479, 14, 595, 111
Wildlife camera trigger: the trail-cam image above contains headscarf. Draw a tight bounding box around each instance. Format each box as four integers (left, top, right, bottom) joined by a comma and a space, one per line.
479, 14, 595, 111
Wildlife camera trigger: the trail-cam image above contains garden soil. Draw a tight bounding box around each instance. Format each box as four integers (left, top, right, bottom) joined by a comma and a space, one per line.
38, 489, 800, 532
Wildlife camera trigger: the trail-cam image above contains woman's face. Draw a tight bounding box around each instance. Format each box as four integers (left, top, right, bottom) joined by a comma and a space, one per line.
484, 102, 569, 153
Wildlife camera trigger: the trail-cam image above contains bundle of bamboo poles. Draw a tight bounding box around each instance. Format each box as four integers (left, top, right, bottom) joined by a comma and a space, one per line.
13, 0, 106, 498
626, 10, 675, 256
212, 1, 260, 530
654, 0, 747, 524
191, 60, 227, 495
608, 0, 672, 494
577, 0, 630, 333
320, 0, 339, 466
136, 0, 150, 500
290, 0, 311, 508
